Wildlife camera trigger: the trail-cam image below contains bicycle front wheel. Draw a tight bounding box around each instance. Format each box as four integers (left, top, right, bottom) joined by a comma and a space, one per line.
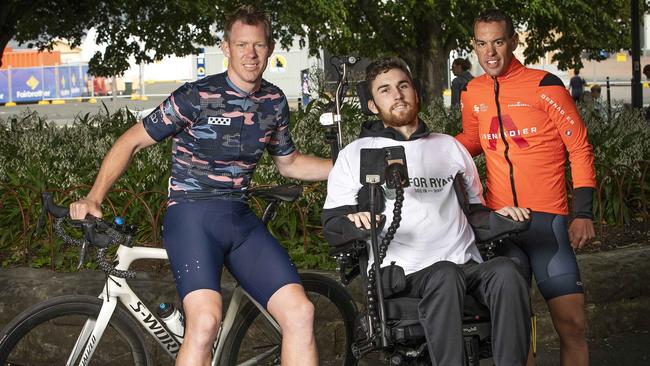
221, 272, 357, 366
0, 295, 150, 366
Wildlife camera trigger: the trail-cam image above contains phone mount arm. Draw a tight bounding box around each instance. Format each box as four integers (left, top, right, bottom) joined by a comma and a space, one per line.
360, 147, 409, 348
366, 176, 389, 347
319, 56, 359, 163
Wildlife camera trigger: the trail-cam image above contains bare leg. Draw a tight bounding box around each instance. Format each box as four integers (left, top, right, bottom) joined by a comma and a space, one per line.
176, 289, 222, 366
266, 283, 318, 365
547, 293, 588, 366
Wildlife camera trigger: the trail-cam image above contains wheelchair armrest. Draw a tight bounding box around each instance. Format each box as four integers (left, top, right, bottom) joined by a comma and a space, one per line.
328, 239, 366, 256
471, 210, 531, 243
322, 214, 371, 247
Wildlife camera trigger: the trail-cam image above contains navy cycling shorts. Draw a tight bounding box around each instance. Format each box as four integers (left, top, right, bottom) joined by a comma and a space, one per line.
162, 199, 301, 308
495, 212, 583, 301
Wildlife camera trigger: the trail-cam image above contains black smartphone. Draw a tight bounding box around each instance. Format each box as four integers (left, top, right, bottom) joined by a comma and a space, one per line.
360, 148, 386, 185
359, 146, 409, 188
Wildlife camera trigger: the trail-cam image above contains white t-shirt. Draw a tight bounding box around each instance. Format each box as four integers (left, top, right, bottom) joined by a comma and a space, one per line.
323, 133, 485, 275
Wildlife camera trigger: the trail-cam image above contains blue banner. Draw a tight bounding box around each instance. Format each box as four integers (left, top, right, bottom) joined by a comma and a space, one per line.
58, 66, 71, 98
1, 64, 90, 103
12, 67, 46, 102
43, 67, 57, 100
0, 70, 8, 103
68, 65, 82, 97
81, 65, 90, 95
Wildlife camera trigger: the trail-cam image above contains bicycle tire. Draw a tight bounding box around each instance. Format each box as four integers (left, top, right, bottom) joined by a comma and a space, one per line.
220, 272, 358, 366
0, 295, 151, 366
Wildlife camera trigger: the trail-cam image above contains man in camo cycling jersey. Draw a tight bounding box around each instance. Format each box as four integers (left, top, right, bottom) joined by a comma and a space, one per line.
70, 6, 330, 366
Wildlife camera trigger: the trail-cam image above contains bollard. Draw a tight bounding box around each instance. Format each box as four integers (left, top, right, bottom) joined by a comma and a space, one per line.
5, 66, 16, 107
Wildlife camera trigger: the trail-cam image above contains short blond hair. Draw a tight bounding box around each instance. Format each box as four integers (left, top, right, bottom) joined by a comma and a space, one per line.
224, 5, 273, 45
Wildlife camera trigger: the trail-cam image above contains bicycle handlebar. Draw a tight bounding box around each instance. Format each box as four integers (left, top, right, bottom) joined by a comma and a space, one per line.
41, 184, 303, 278
42, 192, 136, 278
41, 191, 70, 218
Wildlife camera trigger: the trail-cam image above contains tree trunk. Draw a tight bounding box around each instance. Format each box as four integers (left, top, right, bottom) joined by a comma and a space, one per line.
0, 34, 11, 68
0, 0, 34, 69
403, 47, 448, 106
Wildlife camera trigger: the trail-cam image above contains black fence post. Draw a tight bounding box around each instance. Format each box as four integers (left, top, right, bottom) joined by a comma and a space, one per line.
632, 0, 643, 108
606, 77, 612, 122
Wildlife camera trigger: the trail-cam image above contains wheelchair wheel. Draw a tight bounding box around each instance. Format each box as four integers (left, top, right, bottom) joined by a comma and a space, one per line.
0, 295, 150, 366
221, 272, 358, 365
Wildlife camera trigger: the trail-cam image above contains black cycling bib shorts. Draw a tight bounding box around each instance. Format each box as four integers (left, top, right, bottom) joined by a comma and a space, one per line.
496, 211, 583, 300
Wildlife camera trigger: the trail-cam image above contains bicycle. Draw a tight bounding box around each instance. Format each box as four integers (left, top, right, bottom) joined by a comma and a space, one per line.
0, 186, 357, 366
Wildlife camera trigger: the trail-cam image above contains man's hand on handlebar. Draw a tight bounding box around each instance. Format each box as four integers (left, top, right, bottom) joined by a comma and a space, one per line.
70, 198, 102, 220
347, 212, 382, 230
495, 206, 530, 222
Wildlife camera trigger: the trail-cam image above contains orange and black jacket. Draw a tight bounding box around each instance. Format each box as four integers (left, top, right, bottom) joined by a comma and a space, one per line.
456, 58, 596, 217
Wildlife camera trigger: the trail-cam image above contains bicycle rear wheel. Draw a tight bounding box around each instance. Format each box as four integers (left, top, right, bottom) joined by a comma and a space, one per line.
220, 272, 357, 366
0, 295, 150, 366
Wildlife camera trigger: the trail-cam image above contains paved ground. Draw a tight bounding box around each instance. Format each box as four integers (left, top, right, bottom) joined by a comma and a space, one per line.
355, 330, 650, 365
534, 331, 650, 366
0, 81, 304, 123
0, 81, 179, 124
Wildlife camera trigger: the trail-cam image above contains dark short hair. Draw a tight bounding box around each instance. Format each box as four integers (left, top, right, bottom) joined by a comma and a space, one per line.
224, 5, 273, 45
365, 57, 413, 92
452, 58, 472, 71
474, 9, 515, 38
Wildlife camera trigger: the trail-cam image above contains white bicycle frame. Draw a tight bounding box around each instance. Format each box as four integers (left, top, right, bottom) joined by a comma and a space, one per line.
67, 243, 282, 366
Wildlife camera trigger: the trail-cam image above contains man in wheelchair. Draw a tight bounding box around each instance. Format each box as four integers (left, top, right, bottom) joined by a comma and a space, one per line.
322, 57, 531, 365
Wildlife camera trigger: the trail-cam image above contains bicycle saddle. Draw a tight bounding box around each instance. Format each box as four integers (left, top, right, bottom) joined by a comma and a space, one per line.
248, 184, 303, 202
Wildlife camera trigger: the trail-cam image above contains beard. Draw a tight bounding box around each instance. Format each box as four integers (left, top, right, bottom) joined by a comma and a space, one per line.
376, 101, 419, 128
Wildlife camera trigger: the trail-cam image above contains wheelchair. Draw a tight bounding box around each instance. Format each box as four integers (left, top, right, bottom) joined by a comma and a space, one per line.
319, 69, 531, 364
324, 164, 530, 366
331, 244, 497, 365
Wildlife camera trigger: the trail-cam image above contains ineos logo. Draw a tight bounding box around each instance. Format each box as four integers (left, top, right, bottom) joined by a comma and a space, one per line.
484, 115, 534, 151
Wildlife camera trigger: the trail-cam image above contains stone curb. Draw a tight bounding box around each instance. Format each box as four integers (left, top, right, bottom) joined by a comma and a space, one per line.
1, 245, 648, 363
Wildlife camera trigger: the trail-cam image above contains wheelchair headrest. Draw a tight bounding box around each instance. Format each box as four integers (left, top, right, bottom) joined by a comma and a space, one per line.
356, 81, 374, 116
356, 79, 423, 117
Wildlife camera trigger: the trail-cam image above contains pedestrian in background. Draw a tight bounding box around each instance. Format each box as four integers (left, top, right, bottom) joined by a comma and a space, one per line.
450, 58, 473, 107
569, 69, 586, 103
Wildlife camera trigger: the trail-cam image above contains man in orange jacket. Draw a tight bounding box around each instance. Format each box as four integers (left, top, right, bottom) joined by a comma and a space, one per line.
456, 9, 596, 366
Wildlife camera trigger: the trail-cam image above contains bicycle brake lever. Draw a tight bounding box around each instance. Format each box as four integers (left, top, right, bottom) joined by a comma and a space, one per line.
77, 241, 89, 270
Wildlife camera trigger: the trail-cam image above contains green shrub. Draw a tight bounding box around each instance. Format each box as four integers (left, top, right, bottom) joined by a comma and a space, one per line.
579, 104, 650, 224
0, 107, 170, 269
0, 100, 367, 271
2, 98, 649, 270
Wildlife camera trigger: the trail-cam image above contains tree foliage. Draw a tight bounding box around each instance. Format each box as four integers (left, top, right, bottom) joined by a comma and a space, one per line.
0, 0, 325, 77
285, 0, 649, 102
2, 0, 217, 76
1, 0, 648, 100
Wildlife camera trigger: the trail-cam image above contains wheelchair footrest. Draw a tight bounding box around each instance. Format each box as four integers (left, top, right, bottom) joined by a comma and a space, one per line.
391, 323, 425, 343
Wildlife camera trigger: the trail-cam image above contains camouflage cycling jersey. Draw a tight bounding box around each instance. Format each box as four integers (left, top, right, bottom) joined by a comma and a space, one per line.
142, 72, 295, 205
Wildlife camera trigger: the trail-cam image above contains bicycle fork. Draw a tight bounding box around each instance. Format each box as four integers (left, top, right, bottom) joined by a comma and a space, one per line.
67, 294, 117, 366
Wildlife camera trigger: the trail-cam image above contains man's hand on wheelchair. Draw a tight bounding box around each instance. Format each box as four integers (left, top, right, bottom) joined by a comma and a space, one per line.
346, 212, 383, 230
495, 206, 530, 222
568, 218, 595, 250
